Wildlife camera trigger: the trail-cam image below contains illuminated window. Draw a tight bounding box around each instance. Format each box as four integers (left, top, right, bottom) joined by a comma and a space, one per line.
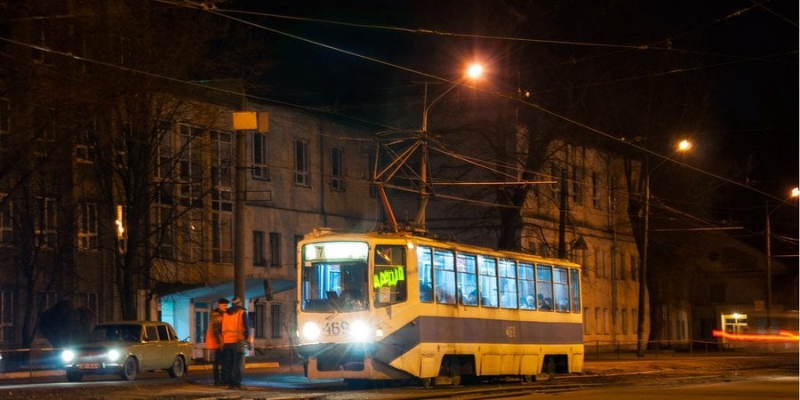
499, 259, 518, 309
478, 256, 498, 308
456, 253, 478, 306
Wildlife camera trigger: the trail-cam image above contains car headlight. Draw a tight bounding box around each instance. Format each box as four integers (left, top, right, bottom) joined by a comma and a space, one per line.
302, 322, 321, 341
107, 349, 121, 362
61, 350, 75, 363
349, 320, 371, 342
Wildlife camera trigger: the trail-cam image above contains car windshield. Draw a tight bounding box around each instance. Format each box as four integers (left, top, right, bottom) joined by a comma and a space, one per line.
89, 325, 142, 342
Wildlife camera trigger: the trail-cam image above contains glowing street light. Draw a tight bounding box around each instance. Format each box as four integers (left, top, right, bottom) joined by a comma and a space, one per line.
466, 63, 484, 79
637, 139, 692, 357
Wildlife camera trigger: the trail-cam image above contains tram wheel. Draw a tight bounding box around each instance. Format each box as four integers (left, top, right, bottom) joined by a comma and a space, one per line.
450, 373, 462, 386
520, 374, 535, 384
420, 377, 433, 387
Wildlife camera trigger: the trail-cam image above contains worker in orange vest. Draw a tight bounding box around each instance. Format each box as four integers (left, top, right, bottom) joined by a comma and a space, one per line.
221, 297, 251, 389
205, 298, 229, 386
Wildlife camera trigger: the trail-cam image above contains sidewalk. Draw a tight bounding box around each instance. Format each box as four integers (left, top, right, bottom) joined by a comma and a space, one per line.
0, 358, 281, 381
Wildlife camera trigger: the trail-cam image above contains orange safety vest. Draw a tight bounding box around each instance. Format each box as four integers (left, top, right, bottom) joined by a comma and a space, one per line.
221, 308, 246, 344
205, 309, 224, 350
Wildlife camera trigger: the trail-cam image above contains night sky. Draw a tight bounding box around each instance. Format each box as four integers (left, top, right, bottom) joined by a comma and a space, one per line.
217, 0, 797, 247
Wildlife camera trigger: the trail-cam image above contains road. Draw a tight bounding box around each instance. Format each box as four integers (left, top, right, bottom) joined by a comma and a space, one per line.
0, 353, 795, 399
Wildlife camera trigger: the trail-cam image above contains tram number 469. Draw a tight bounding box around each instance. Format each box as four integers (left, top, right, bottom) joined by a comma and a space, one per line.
323, 321, 350, 336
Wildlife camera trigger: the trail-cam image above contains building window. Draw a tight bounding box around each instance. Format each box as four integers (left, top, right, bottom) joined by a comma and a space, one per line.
253, 231, 266, 266
0, 193, 12, 244
0, 290, 13, 342
571, 166, 583, 205
592, 172, 602, 209
0, 98, 9, 148
39, 291, 57, 311
270, 304, 282, 339
212, 211, 232, 263
33, 19, 53, 64
330, 147, 344, 191
550, 162, 562, 199
622, 309, 628, 334
34, 106, 56, 155
84, 292, 98, 317
75, 120, 96, 163
254, 304, 265, 338
179, 124, 203, 206
155, 205, 175, 260
269, 232, 280, 267
294, 139, 310, 186
252, 132, 269, 180
212, 130, 233, 210
609, 177, 617, 212
77, 202, 98, 250
35, 197, 57, 248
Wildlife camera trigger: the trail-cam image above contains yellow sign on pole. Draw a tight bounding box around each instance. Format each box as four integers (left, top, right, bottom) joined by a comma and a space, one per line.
232, 111, 257, 130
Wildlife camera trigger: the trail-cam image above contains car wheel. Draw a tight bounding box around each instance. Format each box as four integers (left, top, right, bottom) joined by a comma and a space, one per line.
66, 371, 84, 382
119, 357, 138, 381
167, 355, 186, 378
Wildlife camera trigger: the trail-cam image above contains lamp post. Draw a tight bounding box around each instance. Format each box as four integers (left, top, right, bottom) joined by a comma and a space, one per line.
413, 63, 484, 230
636, 139, 691, 358
765, 187, 799, 333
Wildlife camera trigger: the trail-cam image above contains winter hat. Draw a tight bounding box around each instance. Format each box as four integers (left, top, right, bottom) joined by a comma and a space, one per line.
231, 297, 242, 306
218, 298, 230, 305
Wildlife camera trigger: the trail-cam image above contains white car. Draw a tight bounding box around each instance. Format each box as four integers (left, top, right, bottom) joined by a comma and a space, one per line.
61, 321, 193, 382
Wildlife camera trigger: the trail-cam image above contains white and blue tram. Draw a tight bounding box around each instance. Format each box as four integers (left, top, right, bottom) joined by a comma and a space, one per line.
296, 230, 584, 384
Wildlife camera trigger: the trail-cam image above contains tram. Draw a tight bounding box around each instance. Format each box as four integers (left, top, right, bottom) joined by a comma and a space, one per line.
295, 229, 584, 384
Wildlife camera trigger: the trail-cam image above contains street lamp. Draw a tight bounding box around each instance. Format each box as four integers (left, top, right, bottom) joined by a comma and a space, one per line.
636, 139, 692, 357
414, 63, 484, 229
765, 187, 799, 333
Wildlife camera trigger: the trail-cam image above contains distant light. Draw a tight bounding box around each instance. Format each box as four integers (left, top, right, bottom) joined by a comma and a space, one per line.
792, 187, 799, 198
466, 63, 484, 79
677, 140, 692, 151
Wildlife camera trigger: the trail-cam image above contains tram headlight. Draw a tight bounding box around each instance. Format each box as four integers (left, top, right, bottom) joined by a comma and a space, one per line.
302, 322, 321, 341
349, 320, 371, 342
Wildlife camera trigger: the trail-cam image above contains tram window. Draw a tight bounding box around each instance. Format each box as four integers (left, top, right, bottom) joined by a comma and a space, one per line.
417, 246, 434, 302
433, 249, 456, 304
373, 245, 407, 307
518, 262, 536, 310
456, 253, 478, 306
499, 259, 518, 309
570, 268, 581, 313
536, 265, 553, 311
478, 256, 498, 308
553, 267, 570, 312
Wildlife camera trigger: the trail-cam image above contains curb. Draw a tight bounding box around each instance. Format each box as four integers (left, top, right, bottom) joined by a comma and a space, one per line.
0, 361, 280, 381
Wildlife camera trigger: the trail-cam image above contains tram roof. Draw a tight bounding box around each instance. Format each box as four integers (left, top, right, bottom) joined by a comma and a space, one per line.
302, 229, 581, 268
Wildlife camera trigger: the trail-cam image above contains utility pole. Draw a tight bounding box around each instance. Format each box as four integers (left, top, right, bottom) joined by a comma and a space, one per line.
765, 202, 772, 333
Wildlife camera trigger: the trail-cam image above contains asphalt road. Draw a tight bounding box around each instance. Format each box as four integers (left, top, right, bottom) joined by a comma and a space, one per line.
0, 353, 796, 399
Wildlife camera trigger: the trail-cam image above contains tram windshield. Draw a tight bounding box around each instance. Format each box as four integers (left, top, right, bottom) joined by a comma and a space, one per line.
301, 241, 369, 312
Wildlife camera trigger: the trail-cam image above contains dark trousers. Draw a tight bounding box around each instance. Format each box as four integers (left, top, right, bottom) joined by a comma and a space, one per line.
222, 343, 244, 388
212, 348, 225, 384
